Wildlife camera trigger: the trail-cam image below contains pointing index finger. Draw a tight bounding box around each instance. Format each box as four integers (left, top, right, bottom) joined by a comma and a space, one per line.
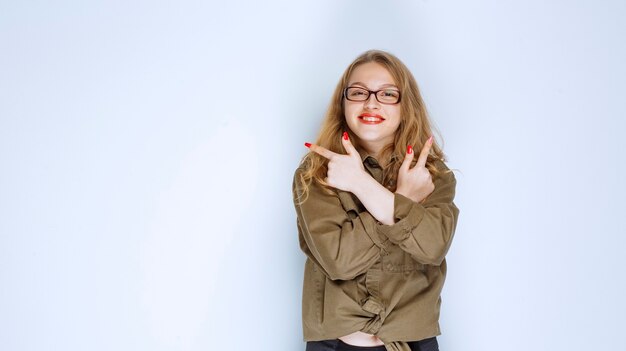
308, 143, 337, 160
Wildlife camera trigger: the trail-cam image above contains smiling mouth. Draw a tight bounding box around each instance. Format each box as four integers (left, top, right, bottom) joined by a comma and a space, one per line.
359, 114, 385, 124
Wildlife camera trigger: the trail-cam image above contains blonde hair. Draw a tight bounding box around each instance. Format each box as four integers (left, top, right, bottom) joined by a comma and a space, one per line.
296, 49, 447, 204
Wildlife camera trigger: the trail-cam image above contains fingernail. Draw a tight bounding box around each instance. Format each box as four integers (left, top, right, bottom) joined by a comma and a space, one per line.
407, 145, 413, 154
343, 132, 349, 141
428, 136, 433, 145
304, 142, 311, 148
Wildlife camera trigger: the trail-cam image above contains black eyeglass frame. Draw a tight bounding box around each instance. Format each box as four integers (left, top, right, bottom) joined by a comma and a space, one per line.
343, 86, 402, 105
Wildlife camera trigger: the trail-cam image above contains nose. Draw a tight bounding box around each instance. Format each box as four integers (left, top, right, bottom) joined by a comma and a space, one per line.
364, 92, 381, 110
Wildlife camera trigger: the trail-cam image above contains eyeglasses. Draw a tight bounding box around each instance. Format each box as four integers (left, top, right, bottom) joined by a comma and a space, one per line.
343, 86, 401, 105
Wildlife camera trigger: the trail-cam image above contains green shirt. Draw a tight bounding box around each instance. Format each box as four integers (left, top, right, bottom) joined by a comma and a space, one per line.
292, 151, 459, 349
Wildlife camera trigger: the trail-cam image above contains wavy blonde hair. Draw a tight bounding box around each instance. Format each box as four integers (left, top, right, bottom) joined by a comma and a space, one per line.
296, 49, 447, 204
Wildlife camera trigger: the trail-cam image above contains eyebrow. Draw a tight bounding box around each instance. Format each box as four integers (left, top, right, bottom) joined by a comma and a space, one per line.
348, 82, 399, 90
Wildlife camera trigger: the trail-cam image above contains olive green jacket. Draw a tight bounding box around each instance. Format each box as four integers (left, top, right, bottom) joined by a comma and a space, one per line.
292, 152, 459, 351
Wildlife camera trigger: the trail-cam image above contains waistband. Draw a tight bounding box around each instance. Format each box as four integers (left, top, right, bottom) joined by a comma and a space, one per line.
306, 337, 438, 351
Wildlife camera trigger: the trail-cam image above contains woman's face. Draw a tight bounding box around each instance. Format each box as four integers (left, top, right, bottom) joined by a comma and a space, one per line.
343, 62, 402, 156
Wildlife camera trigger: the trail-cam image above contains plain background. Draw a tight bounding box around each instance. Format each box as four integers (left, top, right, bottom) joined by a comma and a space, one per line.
1, 1, 625, 350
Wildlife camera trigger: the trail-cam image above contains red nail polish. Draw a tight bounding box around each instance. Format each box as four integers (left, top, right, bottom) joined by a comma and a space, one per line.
407, 145, 413, 154
304, 142, 311, 148
343, 132, 349, 141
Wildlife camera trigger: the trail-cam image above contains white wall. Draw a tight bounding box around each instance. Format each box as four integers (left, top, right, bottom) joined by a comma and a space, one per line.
1, 1, 625, 350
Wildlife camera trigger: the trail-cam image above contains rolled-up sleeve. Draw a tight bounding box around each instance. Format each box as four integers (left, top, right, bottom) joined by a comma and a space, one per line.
376, 163, 459, 266
293, 167, 386, 281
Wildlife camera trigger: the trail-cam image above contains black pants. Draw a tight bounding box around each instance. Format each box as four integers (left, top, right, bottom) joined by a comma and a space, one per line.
306, 337, 439, 351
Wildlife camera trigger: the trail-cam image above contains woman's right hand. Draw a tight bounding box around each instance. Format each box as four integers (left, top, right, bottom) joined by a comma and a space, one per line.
396, 137, 435, 203
306, 133, 368, 194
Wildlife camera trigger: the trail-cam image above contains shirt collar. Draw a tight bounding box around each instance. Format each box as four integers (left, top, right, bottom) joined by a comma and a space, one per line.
357, 148, 401, 167
357, 148, 381, 167
357, 148, 371, 162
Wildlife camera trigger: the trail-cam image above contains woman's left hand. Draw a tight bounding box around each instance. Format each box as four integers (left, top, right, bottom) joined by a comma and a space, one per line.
306, 132, 367, 193
396, 137, 435, 203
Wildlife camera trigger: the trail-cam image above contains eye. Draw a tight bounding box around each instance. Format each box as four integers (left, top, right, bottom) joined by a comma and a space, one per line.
348, 88, 368, 97
382, 90, 400, 98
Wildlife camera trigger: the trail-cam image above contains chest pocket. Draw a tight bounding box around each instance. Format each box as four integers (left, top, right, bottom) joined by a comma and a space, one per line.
382, 245, 425, 273
337, 190, 390, 251
337, 190, 363, 218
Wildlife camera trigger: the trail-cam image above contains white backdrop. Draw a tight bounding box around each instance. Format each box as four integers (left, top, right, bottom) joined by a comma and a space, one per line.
1, 1, 625, 350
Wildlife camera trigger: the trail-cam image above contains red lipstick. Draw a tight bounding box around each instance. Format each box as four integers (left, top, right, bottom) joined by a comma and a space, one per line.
358, 113, 385, 125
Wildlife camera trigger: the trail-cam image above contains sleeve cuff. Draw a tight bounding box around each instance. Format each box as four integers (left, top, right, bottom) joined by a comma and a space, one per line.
376, 193, 426, 243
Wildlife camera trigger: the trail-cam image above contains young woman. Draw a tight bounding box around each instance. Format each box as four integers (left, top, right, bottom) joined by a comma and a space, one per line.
292, 50, 459, 351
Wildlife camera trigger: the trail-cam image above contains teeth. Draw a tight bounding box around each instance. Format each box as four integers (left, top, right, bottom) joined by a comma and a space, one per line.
362, 116, 382, 122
